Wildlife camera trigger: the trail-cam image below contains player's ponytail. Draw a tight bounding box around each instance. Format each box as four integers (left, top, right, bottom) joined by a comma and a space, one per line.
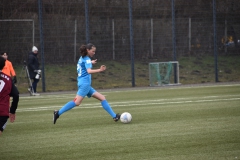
80, 43, 95, 57
80, 45, 87, 57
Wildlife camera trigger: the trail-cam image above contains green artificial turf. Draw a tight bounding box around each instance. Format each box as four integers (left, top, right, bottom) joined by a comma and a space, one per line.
1, 84, 240, 160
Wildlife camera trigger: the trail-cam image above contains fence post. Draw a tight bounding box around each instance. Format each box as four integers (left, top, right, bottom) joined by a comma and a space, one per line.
128, 0, 135, 87
224, 19, 227, 54
213, 0, 219, 82
84, 0, 90, 44
112, 19, 115, 60
38, 0, 45, 92
32, 20, 35, 46
188, 17, 191, 51
151, 18, 153, 57
74, 19, 77, 62
171, 0, 177, 84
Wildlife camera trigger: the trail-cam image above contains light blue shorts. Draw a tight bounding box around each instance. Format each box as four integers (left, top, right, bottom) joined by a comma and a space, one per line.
77, 84, 96, 98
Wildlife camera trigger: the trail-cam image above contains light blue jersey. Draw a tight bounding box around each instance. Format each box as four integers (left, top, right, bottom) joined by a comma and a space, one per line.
57, 55, 117, 119
77, 56, 92, 86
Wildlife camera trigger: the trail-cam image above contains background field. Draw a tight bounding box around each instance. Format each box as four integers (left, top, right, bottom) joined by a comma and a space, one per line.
1, 83, 240, 160
15, 55, 240, 93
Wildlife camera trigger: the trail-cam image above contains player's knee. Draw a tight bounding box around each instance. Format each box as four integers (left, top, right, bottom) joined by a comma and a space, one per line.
73, 100, 80, 106
73, 97, 81, 106
75, 101, 80, 106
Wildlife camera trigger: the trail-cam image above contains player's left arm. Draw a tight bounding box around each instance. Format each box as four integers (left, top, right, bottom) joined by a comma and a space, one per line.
87, 65, 106, 74
9, 113, 16, 123
86, 58, 105, 74
9, 83, 18, 119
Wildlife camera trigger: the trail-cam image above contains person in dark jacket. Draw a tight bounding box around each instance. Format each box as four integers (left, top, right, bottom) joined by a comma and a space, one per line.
27, 46, 41, 96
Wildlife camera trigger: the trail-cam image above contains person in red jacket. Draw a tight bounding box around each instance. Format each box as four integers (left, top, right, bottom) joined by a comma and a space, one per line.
0, 56, 17, 136
1, 52, 19, 114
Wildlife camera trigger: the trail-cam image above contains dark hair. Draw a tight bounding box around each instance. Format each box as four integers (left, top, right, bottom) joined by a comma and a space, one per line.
80, 43, 95, 57
0, 52, 8, 56
0, 56, 6, 70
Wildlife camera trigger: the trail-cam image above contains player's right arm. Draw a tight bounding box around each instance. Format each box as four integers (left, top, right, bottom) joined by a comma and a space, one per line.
84, 58, 105, 74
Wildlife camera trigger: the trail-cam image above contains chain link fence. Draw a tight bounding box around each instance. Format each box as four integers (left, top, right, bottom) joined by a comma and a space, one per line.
0, 0, 240, 92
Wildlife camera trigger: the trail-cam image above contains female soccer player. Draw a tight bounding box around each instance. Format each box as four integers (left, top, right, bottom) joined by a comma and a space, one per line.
0, 56, 17, 136
1, 52, 19, 117
53, 43, 121, 124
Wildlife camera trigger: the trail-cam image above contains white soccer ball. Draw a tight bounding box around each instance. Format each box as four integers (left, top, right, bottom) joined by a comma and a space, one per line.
120, 112, 132, 124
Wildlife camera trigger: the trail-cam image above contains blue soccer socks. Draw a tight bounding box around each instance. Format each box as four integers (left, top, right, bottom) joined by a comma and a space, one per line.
58, 101, 76, 115
58, 100, 116, 118
101, 100, 116, 118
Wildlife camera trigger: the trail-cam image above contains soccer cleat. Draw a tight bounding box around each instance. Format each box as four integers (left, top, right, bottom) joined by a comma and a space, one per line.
113, 113, 121, 122
53, 110, 59, 124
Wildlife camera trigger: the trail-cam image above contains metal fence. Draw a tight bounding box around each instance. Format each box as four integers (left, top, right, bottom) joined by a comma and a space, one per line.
0, 0, 240, 91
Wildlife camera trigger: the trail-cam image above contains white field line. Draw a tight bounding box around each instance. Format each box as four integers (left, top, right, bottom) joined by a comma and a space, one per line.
18, 94, 240, 105
19, 94, 237, 105
19, 83, 240, 99
17, 96, 240, 112
19, 92, 240, 102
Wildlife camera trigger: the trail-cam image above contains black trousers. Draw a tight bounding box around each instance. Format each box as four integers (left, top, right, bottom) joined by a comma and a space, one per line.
32, 78, 39, 93
0, 116, 8, 132
9, 83, 19, 111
